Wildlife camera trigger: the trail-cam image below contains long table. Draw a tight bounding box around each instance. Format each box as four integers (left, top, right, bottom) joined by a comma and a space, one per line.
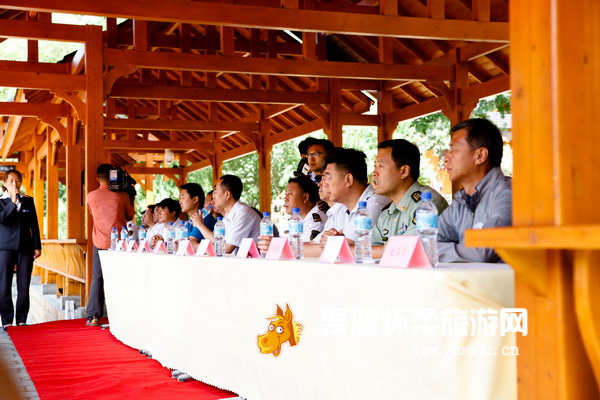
100, 251, 517, 400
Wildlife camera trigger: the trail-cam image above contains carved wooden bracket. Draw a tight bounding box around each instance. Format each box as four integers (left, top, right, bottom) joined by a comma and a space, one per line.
37, 115, 66, 143
52, 91, 86, 124
104, 65, 139, 97
305, 104, 330, 127
238, 130, 260, 150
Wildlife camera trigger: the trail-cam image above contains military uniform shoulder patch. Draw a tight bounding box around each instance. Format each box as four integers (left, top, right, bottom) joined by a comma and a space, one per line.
312, 213, 322, 222
310, 230, 320, 241
411, 191, 422, 203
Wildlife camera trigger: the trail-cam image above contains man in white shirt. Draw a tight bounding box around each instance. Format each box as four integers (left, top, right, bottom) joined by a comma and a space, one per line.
191, 174, 260, 254
319, 148, 390, 244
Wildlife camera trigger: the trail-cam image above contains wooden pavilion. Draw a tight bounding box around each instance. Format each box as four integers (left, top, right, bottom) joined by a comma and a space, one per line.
0, 0, 597, 398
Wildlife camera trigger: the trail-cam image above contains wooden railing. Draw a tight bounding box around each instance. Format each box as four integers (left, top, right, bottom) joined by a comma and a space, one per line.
33, 240, 87, 305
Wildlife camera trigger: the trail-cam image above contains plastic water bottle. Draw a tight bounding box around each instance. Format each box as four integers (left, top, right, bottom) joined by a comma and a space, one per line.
416, 192, 439, 267
288, 208, 304, 259
138, 225, 147, 241
260, 212, 274, 237
166, 222, 177, 254
120, 226, 128, 250
214, 217, 225, 256
110, 227, 118, 250
201, 207, 210, 218
177, 220, 189, 242
260, 212, 274, 258
354, 201, 374, 263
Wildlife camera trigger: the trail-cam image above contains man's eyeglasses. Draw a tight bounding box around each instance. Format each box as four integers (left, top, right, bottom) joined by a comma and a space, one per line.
307, 152, 325, 157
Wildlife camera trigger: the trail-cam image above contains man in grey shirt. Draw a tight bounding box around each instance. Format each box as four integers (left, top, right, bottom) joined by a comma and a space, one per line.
438, 118, 512, 263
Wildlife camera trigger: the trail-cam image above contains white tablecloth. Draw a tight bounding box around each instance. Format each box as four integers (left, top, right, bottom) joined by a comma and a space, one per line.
100, 252, 516, 400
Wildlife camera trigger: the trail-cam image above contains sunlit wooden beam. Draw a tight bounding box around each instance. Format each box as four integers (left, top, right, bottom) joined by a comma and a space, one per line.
4, 0, 508, 42
105, 49, 454, 81
0, 19, 87, 42
0, 103, 69, 117
0, 71, 85, 91
104, 118, 258, 132
104, 139, 212, 150
109, 84, 331, 104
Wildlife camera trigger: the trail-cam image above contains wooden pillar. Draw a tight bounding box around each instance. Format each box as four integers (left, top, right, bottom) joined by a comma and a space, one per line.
212, 135, 223, 184
84, 25, 105, 302
258, 119, 272, 213
33, 132, 44, 236
46, 132, 59, 239
145, 154, 155, 205
327, 79, 343, 147
468, 0, 600, 398
66, 115, 84, 240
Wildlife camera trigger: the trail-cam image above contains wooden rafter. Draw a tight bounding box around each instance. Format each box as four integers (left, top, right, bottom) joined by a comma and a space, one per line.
104, 49, 454, 81
3, 0, 509, 42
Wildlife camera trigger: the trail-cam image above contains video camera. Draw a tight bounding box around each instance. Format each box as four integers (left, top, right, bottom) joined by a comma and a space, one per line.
108, 166, 137, 204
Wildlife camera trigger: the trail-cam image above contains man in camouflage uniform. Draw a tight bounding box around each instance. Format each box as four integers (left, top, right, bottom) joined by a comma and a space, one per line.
371, 139, 448, 259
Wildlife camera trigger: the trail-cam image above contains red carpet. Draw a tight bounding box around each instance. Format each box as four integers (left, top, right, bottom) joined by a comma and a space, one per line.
8, 319, 237, 400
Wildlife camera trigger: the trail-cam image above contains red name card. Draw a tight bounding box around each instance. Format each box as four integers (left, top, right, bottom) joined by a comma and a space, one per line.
195, 239, 216, 256
237, 238, 261, 258
265, 237, 296, 260
125, 240, 138, 252
153, 240, 167, 254
137, 239, 152, 253
379, 236, 432, 268
319, 235, 355, 263
176, 240, 195, 256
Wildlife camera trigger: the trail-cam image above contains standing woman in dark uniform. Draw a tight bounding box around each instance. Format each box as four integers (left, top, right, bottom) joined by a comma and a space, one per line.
0, 169, 42, 330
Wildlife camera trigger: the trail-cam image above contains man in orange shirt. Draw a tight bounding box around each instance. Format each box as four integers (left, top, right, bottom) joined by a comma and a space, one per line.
86, 164, 134, 327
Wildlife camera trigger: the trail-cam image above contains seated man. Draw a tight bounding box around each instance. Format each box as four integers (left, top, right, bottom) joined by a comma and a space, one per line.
202, 190, 219, 230
149, 198, 181, 247
257, 176, 326, 255
319, 148, 390, 245
179, 182, 216, 247
371, 139, 448, 258
191, 174, 260, 254
438, 118, 512, 262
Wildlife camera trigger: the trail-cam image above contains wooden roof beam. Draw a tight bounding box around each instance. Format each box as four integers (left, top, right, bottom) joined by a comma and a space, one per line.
0, 60, 68, 74
104, 139, 212, 150
0, 71, 85, 91
0, 18, 87, 42
104, 49, 454, 81
109, 84, 331, 104
104, 118, 258, 132
4, 0, 509, 42
0, 102, 69, 117
459, 75, 510, 104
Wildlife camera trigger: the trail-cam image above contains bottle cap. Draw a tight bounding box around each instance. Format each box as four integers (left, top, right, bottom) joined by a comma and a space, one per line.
358, 201, 367, 207
122, 226, 126, 229
140, 225, 144, 229
169, 222, 174, 226
421, 192, 433, 201
263, 212, 270, 217
292, 208, 300, 213
217, 216, 223, 221
180, 220, 185, 225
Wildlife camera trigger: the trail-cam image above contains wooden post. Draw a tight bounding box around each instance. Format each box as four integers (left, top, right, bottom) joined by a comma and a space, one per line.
468, 0, 600, 398
66, 115, 84, 240
212, 135, 223, 184
46, 130, 59, 239
33, 131, 44, 237
258, 118, 272, 213
84, 25, 105, 303
328, 79, 343, 147
145, 154, 155, 205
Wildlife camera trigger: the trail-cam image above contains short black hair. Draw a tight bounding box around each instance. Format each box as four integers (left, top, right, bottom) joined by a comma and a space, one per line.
180, 182, 205, 206
325, 147, 368, 184
157, 198, 181, 219
298, 137, 319, 155
207, 190, 214, 196
2, 169, 22, 192
308, 139, 334, 155
147, 204, 156, 212
97, 164, 113, 181
288, 176, 320, 203
219, 175, 243, 200
378, 139, 421, 180
450, 118, 504, 168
